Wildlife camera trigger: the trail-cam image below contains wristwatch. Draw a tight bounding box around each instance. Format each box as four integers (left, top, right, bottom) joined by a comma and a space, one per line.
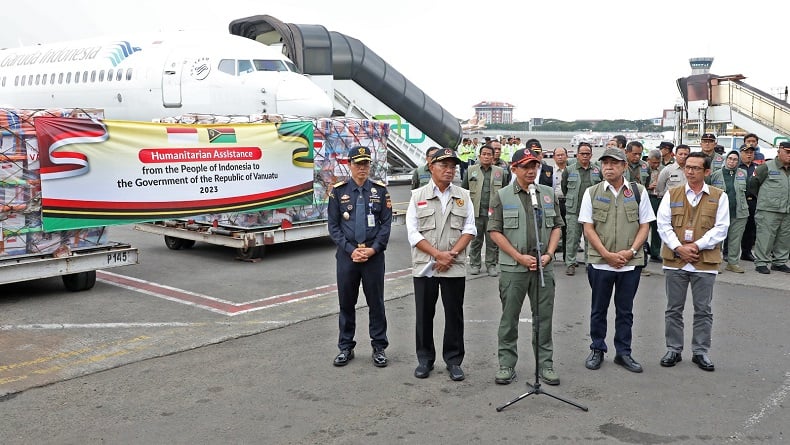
630, 248, 639, 257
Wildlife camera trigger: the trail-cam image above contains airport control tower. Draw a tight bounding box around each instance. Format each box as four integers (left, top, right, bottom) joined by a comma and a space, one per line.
689, 57, 714, 75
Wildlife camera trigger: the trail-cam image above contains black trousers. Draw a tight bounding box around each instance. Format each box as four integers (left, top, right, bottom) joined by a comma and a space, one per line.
413, 276, 465, 366
741, 197, 757, 256
558, 198, 567, 259
336, 250, 387, 351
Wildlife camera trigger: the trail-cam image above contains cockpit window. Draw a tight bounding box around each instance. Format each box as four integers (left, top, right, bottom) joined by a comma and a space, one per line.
218, 59, 235, 75
253, 59, 289, 72
238, 60, 254, 75
217, 58, 297, 76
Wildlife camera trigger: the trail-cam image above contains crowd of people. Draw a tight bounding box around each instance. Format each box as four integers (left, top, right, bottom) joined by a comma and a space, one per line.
326, 133, 790, 385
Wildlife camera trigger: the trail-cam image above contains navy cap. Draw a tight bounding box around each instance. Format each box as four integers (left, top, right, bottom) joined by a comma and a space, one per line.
349, 146, 372, 163
510, 148, 540, 167
779, 141, 790, 149
739, 144, 755, 152
657, 141, 675, 150
430, 148, 462, 164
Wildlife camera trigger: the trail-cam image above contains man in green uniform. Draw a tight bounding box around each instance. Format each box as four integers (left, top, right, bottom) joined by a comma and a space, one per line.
561, 142, 602, 275
710, 150, 749, 273
411, 146, 439, 190
489, 149, 564, 385
748, 141, 790, 274
462, 144, 509, 276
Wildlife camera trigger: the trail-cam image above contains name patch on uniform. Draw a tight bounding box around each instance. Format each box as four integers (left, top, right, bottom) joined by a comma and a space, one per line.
669, 201, 684, 208
595, 196, 611, 204
417, 200, 428, 209
769, 171, 780, 176
502, 204, 519, 210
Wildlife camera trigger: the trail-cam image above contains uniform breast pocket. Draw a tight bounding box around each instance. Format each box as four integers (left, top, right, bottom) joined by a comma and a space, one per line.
699, 208, 717, 230
543, 206, 557, 228
670, 206, 685, 227
591, 200, 609, 223
449, 207, 467, 230
416, 207, 436, 231
503, 208, 520, 229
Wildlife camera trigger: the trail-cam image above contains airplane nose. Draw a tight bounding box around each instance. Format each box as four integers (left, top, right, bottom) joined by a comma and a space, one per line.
275, 75, 333, 118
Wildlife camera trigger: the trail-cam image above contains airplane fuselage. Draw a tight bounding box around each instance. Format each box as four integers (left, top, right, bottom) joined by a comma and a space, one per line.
0, 32, 333, 119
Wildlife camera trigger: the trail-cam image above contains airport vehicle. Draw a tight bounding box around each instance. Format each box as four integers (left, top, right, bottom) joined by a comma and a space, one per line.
0, 243, 138, 291
0, 32, 333, 119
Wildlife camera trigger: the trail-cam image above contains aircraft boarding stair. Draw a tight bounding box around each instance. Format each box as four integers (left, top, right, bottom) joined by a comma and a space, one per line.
678, 74, 790, 146
229, 15, 462, 174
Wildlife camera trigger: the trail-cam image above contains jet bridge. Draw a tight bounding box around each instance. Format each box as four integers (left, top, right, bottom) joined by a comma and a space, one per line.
229, 15, 462, 173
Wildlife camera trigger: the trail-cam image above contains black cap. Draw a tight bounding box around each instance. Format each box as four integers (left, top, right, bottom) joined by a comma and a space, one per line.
349, 146, 372, 163
526, 140, 542, 152
657, 141, 674, 150
430, 148, 462, 164
779, 141, 790, 149
739, 144, 754, 152
701, 133, 717, 141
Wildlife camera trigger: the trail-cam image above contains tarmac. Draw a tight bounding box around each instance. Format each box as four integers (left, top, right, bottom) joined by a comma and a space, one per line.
1, 173, 789, 443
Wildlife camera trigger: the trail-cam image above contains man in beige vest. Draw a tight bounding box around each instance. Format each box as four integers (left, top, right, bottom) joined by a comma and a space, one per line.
461, 144, 509, 276
657, 152, 729, 372
406, 148, 476, 381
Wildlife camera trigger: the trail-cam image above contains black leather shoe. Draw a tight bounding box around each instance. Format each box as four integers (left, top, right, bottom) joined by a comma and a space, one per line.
660, 351, 682, 367
333, 349, 354, 367
614, 354, 643, 373
692, 354, 715, 371
414, 362, 433, 379
756, 266, 771, 274
585, 349, 604, 370
741, 252, 756, 262
447, 364, 465, 381
771, 264, 790, 273
372, 349, 387, 367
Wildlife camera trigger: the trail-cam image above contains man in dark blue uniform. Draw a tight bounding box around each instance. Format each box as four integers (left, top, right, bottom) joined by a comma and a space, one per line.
328, 146, 393, 368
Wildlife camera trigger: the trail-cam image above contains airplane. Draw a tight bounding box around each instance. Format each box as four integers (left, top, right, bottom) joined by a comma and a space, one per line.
0, 32, 333, 119
461, 116, 486, 133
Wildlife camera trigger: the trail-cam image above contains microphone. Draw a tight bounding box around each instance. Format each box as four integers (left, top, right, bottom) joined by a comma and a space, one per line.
528, 183, 538, 208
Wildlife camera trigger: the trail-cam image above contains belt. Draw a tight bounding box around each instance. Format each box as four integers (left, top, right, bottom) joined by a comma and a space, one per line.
357, 243, 367, 248
558, 197, 566, 202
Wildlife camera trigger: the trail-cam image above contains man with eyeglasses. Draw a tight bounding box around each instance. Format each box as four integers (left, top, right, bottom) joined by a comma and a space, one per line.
748, 141, 790, 274
561, 142, 601, 276
407, 148, 476, 381
657, 152, 729, 372
328, 146, 393, 368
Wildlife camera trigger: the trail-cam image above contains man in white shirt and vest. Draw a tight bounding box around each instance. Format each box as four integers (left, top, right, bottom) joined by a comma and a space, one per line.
579, 148, 655, 374
657, 152, 729, 371
406, 148, 476, 381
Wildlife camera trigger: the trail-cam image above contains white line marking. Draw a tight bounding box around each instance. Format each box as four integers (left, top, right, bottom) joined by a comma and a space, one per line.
0, 321, 287, 330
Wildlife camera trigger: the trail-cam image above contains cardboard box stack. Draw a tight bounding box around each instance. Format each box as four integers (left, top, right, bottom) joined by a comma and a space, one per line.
1, 108, 109, 256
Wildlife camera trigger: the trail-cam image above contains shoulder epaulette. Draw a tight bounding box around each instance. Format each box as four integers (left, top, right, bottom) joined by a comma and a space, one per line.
333, 180, 347, 188
373, 180, 387, 188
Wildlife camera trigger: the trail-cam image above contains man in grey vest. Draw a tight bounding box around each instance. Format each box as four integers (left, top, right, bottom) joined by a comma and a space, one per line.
657, 152, 729, 371
748, 141, 790, 274
489, 149, 564, 386
561, 142, 602, 275
462, 144, 509, 276
579, 148, 655, 373
406, 148, 476, 381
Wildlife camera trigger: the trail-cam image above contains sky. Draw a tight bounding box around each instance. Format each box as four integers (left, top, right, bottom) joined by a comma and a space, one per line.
1, 0, 787, 122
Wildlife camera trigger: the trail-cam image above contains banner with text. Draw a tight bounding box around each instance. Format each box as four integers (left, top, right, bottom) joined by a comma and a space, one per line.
35, 118, 314, 231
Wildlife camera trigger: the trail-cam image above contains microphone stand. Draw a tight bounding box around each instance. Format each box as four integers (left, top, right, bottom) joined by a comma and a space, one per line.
497, 188, 588, 412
